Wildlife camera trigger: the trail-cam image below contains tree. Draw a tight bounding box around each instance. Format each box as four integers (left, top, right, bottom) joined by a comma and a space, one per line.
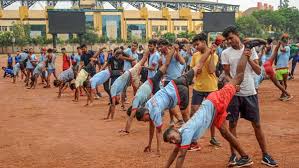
162, 32, 176, 43
0, 31, 13, 52
11, 22, 30, 48
236, 15, 262, 37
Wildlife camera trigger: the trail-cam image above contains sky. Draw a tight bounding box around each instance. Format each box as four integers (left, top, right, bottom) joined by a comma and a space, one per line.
4, 0, 299, 11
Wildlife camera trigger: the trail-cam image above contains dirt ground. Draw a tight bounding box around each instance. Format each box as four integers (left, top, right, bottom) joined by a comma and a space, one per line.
0, 55, 298, 168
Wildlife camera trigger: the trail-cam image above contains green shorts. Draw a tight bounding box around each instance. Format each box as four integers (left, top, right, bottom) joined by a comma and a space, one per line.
275, 69, 288, 81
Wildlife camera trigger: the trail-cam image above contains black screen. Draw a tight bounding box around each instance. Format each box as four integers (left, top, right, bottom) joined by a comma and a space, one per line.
48, 11, 86, 34
203, 12, 235, 32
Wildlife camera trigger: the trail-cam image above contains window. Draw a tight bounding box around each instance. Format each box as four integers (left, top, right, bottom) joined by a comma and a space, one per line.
152, 26, 159, 33
127, 24, 146, 40
102, 15, 121, 40
1, 26, 8, 31
181, 26, 188, 31
174, 26, 180, 31
85, 15, 94, 28
160, 25, 167, 31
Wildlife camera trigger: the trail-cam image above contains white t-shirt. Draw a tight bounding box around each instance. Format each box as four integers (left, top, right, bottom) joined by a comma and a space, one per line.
221, 46, 259, 96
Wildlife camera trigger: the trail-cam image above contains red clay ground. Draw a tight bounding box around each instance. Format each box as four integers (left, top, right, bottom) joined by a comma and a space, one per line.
0, 55, 298, 168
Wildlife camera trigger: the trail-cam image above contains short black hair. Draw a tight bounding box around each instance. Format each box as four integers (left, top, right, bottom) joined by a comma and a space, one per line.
163, 126, 175, 142
80, 44, 87, 49
61, 48, 66, 50
157, 38, 170, 46
222, 25, 239, 38
47, 48, 53, 53
53, 79, 61, 87
83, 80, 90, 88
70, 83, 76, 90
132, 41, 138, 46
127, 106, 133, 117
267, 38, 273, 45
135, 107, 148, 121
120, 46, 124, 50
192, 32, 208, 44
148, 39, 158, 46
77, 46, 81, 50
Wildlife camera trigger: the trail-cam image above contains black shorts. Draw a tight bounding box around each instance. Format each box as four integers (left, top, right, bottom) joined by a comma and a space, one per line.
226, 95, 260, 123
177, 84, 189, 110
173, 70, 194, 110
150, 70, 163, 94
191, 90, 211, 105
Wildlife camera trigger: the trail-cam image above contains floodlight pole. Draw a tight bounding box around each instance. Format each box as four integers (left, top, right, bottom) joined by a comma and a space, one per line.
78, 33, 83, 45
52, 33, 57, 49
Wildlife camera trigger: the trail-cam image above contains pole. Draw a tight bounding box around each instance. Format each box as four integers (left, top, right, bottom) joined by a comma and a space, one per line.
78, 34, 83, 45
52, 33, 57, 49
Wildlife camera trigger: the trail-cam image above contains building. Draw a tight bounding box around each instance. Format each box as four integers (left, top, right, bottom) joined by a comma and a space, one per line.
0, 0, 239, 40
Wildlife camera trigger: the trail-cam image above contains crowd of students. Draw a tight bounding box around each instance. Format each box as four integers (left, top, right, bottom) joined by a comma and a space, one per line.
2, 25, 299, 168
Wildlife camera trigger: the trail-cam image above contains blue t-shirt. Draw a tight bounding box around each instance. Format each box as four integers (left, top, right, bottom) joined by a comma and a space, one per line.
163, 55, 184, 81
178, 100, 215, 147
15, 55, 21, 63
5, 68, 14, 75
276, 46, 290, 68
123, 48, 138, 71
145, 81, 180, 128
7, 56, 13, 65
148, 51, 160, 78
261, 51, 272, 65
48, 54, 56, 70
19, 53, 28, 62
98, 53, 105, 65
26, 54, 36, 69
39, 54, 47, 63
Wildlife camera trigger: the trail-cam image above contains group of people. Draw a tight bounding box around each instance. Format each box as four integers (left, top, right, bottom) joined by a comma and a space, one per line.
3, 25, 299, 168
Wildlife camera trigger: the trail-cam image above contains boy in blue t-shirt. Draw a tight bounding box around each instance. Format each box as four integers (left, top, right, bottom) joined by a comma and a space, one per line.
2, 67, 14, 78
7, 53, 13, 69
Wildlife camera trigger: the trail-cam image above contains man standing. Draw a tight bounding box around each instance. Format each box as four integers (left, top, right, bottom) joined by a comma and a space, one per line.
62, 48, 71, 71
190, 33, 220, 148
143, 39, 160, 78
275, 34, 291, 100
221, 26, 277, 167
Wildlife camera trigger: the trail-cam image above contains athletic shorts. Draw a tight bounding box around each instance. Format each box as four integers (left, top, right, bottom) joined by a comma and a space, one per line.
110, 71, 131, 98
263, 59, 275, 78
90, 69, 111, 89
75, 69, 89, 88
275, 68, 288, 81
226, 94, 260, 124
13, 64, 20, 76
173, 69, 195, 110
48, 69, 55, 74
191, 90, 211, 105
207, 84, 236, 129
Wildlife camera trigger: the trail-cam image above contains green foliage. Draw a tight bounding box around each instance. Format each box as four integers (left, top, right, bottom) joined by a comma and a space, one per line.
11, 22, 31, 47
237, 7, 299, 40
30, 36, 46, 46
0, 31, 13, 47
162, 32, 176, 43
177, 31, 196, 40
82, 29, 100, 45
236, 15, 262, 37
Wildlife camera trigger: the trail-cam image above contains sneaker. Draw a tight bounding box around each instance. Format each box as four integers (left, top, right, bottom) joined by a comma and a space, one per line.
94, 95, 100, 100
210, 137, 221, 147
262, 154, 278, 167
282, 95, 294, 102
188, 142, 201, 152
236, 156, 253, 167
227, 153, 238, 167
